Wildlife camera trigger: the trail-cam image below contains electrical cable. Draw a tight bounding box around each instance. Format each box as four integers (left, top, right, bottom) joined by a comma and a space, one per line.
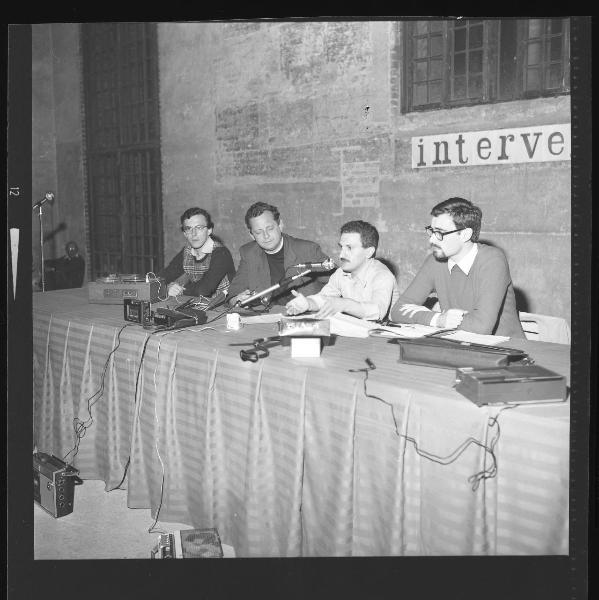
350, 358, 520, 490
107, 328, 166, 491
63, 323, 135, 465
145, 271, 169, 302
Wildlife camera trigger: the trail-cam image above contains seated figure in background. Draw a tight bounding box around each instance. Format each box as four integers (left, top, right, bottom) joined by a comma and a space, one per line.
159, 207, 235, 300
227, 202, 330, 307
43, 241, 86, 290
389, 197, 525, 337
286, 220, 399, 321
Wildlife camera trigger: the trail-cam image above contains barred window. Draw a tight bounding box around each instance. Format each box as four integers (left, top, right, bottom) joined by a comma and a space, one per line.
403, 18, 570, 112
521, 19, 570, 96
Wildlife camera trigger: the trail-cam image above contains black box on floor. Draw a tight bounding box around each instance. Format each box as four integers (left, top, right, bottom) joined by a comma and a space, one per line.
33, 452, 83, 518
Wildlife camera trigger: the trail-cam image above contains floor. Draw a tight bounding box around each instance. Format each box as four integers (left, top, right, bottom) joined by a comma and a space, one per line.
34, 479, 211, 560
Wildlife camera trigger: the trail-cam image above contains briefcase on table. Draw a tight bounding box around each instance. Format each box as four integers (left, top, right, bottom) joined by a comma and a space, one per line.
390, 337, 532, 369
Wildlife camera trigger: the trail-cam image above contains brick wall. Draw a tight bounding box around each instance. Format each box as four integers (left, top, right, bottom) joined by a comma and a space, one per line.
159, 21, 571, 323
32, 22, 571, 323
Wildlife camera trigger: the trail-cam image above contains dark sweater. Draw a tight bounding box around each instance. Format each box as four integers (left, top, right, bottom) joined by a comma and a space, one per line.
159, 245, 235, 297
390, 244, 525, 337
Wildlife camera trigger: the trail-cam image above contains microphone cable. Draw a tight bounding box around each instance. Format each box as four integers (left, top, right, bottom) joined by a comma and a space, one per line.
63, 323, 136, 465
349, 358, 520, 490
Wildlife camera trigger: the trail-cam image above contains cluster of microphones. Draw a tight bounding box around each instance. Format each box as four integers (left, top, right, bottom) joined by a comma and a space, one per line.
236, 258, 336, 307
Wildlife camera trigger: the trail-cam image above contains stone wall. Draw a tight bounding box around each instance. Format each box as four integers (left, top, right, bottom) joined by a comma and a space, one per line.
158, 21, 571, 322
31, 21, 571, 323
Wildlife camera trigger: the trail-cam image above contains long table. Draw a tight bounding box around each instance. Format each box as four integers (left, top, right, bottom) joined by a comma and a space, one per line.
33, 288, 570, 557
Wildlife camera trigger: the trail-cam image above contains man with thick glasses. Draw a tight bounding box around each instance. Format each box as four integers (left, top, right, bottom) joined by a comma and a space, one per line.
228, 202, 330, 307
390, 197, 524, 337
159, 207, 235, 299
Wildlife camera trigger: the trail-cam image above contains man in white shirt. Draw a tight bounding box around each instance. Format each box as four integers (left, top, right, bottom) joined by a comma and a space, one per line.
285, 220, 399, 320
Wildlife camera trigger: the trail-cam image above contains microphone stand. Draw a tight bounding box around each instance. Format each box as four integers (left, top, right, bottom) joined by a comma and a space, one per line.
37, 204, 47, 292
237, 269, 311, 307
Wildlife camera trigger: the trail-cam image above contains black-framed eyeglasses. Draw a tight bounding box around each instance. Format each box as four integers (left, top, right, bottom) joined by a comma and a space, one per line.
424, 226, 465, 241
181, 224, 208, 235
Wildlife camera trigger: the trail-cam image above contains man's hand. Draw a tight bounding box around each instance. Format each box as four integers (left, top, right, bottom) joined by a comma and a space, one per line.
285, 290, 311, 315
313, 297, 344, 319
229, 289, 253, 306
436, 308, 467, 329
167, 282, 185, 297
397, 303, 431, 318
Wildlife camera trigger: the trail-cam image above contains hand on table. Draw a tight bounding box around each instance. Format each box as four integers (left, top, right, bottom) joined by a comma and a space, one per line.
167, 282, 185, 297
436, 308, 467, 329
229, 289, 253, 305
312, 297, 345, 319
286, 290, 316, 316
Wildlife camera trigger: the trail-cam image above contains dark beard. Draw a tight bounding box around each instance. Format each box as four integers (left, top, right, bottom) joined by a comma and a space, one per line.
431, 247, 448, 262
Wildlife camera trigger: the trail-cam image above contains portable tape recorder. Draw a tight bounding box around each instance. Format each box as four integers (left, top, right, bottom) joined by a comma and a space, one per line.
33, 452, 83, 518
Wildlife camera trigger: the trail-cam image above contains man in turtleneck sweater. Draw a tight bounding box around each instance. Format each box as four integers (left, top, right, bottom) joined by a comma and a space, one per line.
228, 202, 330, 307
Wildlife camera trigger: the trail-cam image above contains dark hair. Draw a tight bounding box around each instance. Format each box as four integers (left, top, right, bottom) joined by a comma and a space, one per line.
244, 202, 280, 230
340, 220, 379, 253
180, 207, 214, 230
430, 197, 482, 242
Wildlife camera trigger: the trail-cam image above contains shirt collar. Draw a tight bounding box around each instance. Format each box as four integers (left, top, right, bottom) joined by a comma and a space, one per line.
264, 236, 284, 255
188, 236, 214, 258
447, 243, 478, 275
341, 257, 373, 286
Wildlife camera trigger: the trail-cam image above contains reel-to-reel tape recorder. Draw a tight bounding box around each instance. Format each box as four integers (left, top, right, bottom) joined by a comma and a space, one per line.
88, 273, 166, 305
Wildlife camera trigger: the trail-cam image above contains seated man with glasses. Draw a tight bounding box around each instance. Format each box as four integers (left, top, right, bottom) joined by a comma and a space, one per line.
228, 201, 330, 308
159, 207, 235, 300
390, 197, 524, 337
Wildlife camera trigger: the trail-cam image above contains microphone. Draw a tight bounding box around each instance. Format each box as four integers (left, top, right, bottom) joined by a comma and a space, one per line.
238, 268, 311, 306
32, 192, 55, 210
292, 258, 336, 271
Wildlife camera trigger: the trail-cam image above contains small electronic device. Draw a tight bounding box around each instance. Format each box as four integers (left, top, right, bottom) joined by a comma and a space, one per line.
88, 274, 165, 305
33, 452, 83, 518
151, 528, 224, 559
153, 307, 208, 328
123, 298, 153, 326
454, 364, 567, 406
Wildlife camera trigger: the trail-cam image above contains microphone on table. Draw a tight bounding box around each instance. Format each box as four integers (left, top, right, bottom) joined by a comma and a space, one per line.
237, 269, 312, 307
32, 192, 55, 210
291, 258, 336, 271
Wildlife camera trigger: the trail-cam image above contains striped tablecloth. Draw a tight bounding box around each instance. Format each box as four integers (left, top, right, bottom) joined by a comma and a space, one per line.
33, 288, 570, 557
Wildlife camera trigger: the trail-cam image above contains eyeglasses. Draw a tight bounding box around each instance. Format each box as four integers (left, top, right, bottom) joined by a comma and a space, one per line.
182, 224, 208, 235
424, 226, 465, 241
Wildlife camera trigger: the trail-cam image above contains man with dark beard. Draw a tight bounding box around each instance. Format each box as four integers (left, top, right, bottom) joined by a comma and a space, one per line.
389, 197, 524, 337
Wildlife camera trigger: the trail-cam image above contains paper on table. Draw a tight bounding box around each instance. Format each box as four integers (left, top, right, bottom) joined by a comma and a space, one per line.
239, 313, 283, 324
328, 313, 375, 338
369, 323, 443, 338
438, 330, 510, 345
370, 324, 510, 345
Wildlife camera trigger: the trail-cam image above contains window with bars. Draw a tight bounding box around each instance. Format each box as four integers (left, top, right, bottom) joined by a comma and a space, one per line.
82, 22, 163, 277
403, 18, 570, 112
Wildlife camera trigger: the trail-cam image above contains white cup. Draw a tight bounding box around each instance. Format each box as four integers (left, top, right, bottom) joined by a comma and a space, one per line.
226, 312, 243, 331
